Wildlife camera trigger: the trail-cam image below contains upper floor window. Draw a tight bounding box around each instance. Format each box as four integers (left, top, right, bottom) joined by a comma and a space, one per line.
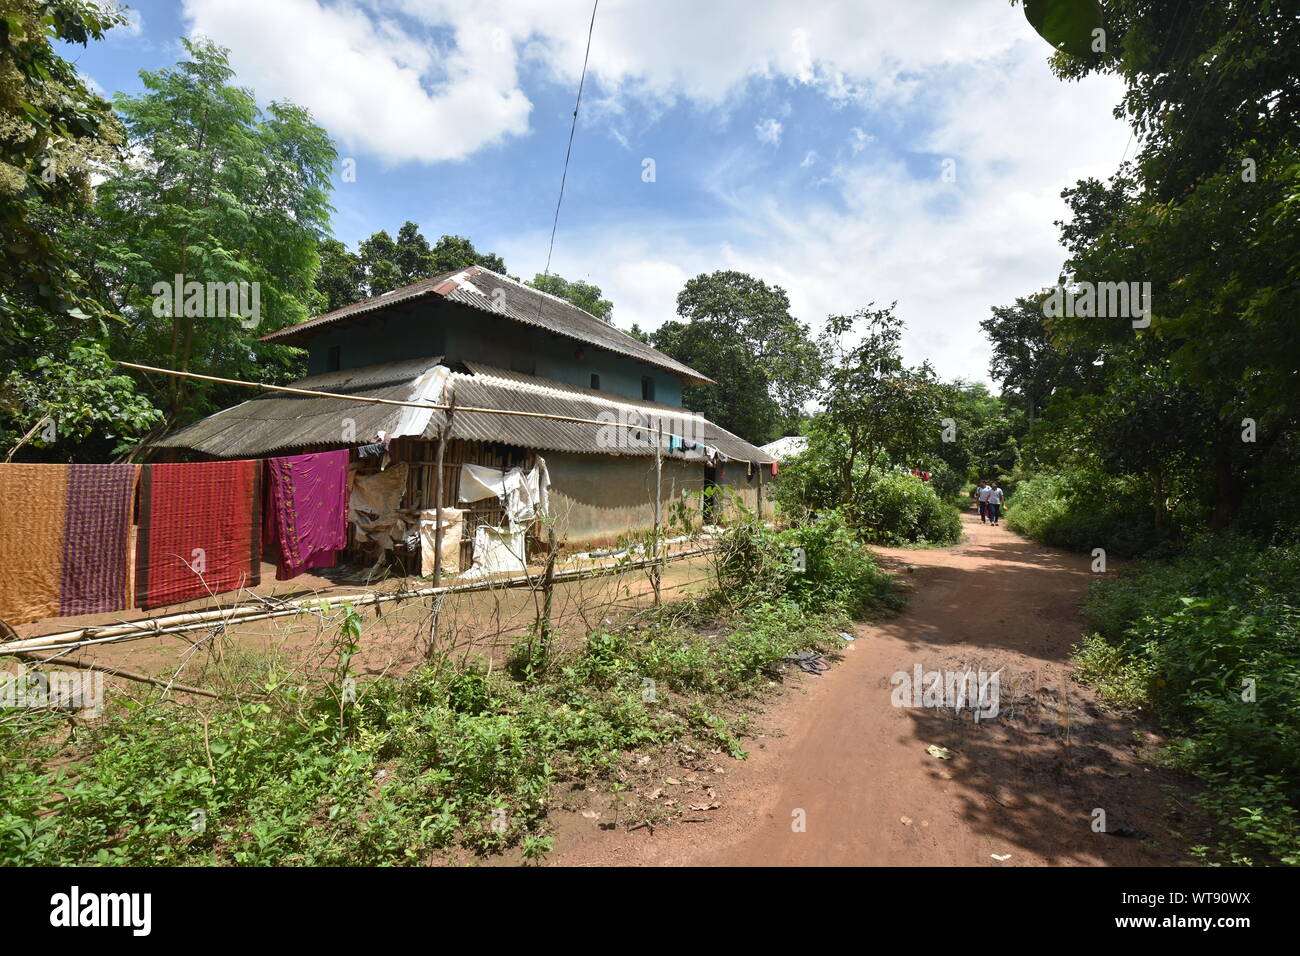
326, 345, 341, 372
641, 376, 655, 402
590, 373, 600, 390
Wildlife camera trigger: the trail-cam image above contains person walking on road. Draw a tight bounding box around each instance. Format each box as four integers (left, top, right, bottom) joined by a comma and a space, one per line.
987, 481, 1005, 526
976, 480, 992, 523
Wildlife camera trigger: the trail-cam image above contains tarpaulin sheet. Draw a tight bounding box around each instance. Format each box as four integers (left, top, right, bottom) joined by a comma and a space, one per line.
349, 463, 408, 550
419, 508, 463, 576
466, 524, 526, 576
458, 461, 549, 526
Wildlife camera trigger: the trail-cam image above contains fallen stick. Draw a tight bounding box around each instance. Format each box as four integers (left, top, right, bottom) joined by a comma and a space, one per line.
6, 650, 220, 699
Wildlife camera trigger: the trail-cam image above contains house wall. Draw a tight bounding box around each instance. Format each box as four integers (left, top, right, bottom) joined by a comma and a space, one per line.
305, 300, 685, 408
715, 461, 766, 518
543, 452, 767, 546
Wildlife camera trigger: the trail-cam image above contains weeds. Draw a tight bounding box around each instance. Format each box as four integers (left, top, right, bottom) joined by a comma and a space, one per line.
1072, 536, 1300, 865
1, 511, 901, 865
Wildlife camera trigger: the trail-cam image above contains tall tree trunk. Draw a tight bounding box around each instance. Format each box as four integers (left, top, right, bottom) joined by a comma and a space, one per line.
1209, 444, 1242, 531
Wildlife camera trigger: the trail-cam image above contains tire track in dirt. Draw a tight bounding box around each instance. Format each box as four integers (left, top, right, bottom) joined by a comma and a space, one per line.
549, 511, 1192, 866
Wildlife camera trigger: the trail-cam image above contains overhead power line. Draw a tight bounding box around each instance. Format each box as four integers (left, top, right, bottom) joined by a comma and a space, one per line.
542, 0, 600, 278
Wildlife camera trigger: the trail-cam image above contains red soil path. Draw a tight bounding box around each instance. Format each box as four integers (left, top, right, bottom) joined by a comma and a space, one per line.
550, 511, 1192, 866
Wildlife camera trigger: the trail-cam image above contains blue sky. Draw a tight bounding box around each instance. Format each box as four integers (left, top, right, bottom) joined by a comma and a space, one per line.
72, 0, 1131, 384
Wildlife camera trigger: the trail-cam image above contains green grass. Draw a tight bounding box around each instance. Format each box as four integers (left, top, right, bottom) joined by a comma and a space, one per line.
1, 512, 901, 866
1073, 535, 1300, 865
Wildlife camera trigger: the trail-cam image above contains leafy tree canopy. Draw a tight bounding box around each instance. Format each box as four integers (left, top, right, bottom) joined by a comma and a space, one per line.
312, 223, 507, 308
0, 0, 126, 346
652, 270, 820, 445
526, 273, 612, 321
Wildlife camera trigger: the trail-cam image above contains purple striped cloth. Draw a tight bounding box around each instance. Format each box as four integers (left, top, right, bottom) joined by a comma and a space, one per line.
59, 464, 141, 616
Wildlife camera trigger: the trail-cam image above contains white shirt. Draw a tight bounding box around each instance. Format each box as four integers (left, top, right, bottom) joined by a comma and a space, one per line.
977, 486, 992, 502
989, 488, 1004, 505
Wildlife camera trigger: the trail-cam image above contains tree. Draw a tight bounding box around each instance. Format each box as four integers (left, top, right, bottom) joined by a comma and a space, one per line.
0, 0, 126, 347
317, 224, 508, 304
429, 234, 505, 275
0, 2, 167, 460
77, 38, 337, 421
394, 220, 433, 283
1006, 0, 1300, 532
357, 230, 401, 296
652, 270, 820, 444
2, 343, 161, 460
313, 237, 365, 312
980, 292, 1100, 426
526, 273, 612, 321
931, 380, 1021, 487
817, 304, 942, 511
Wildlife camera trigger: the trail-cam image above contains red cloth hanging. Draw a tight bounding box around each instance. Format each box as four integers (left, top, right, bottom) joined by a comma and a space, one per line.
135, 460, 261, 609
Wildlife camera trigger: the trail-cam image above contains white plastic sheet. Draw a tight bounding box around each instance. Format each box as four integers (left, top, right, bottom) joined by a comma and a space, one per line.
457, 460, 549, 526
465, 524, 527, 576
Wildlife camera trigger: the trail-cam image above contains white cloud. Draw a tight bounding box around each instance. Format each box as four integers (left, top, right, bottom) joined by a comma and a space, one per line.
181, 0, 1050, 165
183, 0, 532, 164
177, 0, 1129, 384
755, 117, 783, 146
501, 39, 1128, 385
119, 7, 144, 37
801, 150, 818, 167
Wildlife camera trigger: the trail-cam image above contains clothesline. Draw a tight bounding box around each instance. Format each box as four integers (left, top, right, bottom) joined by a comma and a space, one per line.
0, 451, 357, 628
0, 361, 760, 628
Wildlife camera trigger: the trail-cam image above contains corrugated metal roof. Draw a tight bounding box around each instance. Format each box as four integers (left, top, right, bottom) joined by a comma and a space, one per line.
445, 362, 711, 458
760, 435, 809, 460
148, 358, 774, 464
704, 421, 777, 465
149, 357, 448, 459
260, 266, 714, 386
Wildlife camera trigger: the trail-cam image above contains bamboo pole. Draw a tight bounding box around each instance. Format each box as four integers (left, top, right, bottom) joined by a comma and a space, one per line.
540, 525, 557, 644
2, 547, 717, 659
16, 360, 732, 647
6, 650, 220, 699
652, 420, 663, 606
431, 391, 455, 584
116, 361, 707, 435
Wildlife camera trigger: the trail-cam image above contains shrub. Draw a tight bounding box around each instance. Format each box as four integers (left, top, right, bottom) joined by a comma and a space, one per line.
1076, 537, 1300, 864
1005, 470, 1167, 557
779, 510, 907, 617
927, 460, 966, 501
855, 470, 962, 546
709, 507, 906, 618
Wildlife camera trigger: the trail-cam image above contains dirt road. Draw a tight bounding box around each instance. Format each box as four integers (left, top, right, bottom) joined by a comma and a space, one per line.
551, 511, 1191, 866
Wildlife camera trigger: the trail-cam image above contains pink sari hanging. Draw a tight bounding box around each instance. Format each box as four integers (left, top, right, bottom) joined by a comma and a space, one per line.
264, 450, 350, 581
